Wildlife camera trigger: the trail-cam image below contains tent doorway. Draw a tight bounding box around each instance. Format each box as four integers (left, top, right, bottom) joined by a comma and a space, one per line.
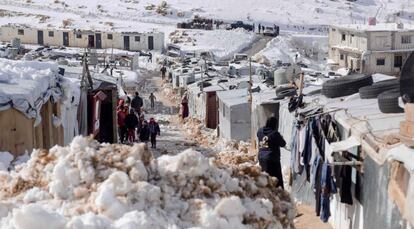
63, 32, 69, 46
124, 36, 130, 50
95, 33, 102, 49
37, 30, 44, 45
88, 35, 95, 48
148, 36, 154, 50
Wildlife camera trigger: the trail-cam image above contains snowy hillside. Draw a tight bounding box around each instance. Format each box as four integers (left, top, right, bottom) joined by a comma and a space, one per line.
0, 0, 413, 33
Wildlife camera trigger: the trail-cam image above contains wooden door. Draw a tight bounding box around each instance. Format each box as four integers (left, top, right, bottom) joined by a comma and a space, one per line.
0, 109, 34, 156
95, 33, 102, 49
63, 32, 69, 46
37, 30, 44, 45
148, 36, 154, 50
124, 36, 130, 50
88, 35, 95, 48
206, 92, 218, 129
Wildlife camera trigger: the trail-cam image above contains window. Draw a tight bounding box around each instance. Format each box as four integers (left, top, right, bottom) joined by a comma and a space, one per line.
402, 35, 412, 44
377, 58, 385, 66
107, 34, 113, 40
340, 54, 344, 60
48, 31, 54, 37
350, 34, 354, 43
332, 28, 336, 32
76, 34, 82, 39
342, 34, 346, 41
394, 55, 403, 68
17, 29, 24, 35
135, 36, 140, 42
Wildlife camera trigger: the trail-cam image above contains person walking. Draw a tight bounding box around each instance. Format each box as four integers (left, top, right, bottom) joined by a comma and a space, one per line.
160, 65, 167, 80
139, 120, 150, 143
149, 93, 157, 109
148, 52, 153, 63
131, 92, 143, 116
257, 117, 286, 189
180, 94, 189, 120
125, 109, 139, 143
258, 23, 261, 34
148, 118, 161, 149
117, 104, 127, 143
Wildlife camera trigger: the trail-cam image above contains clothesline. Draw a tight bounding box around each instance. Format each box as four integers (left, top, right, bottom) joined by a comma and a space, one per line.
303, 108, 346, 119
328, 161, 363, 166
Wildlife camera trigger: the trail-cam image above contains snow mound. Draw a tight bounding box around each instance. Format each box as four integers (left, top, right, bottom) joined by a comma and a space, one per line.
170, 29, 257, 61
0, 136, 295, 228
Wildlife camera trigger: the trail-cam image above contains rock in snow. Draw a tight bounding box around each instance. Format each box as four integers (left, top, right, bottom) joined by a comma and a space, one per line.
0, 136, 295, 228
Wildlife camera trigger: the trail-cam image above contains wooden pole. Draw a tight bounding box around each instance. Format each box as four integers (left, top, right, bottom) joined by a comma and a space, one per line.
248, 57, 255, 149
298, 72, 305, 95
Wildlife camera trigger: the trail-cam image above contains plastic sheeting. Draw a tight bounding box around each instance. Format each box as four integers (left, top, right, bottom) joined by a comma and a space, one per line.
0, 59, 63, 126
278, 101, 295, 150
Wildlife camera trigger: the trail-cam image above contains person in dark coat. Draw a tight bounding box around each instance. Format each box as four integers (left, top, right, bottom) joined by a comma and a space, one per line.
148, 52, 153, 63
125, 109, 139, 143
160, 66, 167, 80
258, 23, 261, 33
180, 95, 189, 120
136, 114, 144, 136
148, 117, 161, 148
257, 117, 286, 189
139, 120, 150, 142
131, 92, 143, 115
149, 93, 157, 109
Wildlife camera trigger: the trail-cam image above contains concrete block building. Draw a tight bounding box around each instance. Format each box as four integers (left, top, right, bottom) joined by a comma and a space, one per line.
0, 24, 164, 51
328, 22, 414, 75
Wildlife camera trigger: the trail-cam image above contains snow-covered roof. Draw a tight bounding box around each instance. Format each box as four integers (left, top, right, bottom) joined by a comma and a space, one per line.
332, 23, 414, 32
217, 89, 248, 107
0, 59, 62, 123
280, 74, 405, 166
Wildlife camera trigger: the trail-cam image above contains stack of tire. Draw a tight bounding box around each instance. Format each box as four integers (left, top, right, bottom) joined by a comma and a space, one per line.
275, 86, 297, 99
358, 79, 403, 113
322, 74, 373, 98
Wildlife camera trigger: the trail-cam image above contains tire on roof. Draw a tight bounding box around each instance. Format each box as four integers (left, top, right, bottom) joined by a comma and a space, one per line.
377, 89, 404, 114
322, 74, 373, 98
276, 88, 297, 99
359, 79, 399, 99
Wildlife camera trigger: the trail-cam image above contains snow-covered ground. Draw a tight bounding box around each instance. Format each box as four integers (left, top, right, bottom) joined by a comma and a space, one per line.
0, 0, 413, 31
254, 34, 328, 70
169, 29, 257, 60
0, 136, 295, 228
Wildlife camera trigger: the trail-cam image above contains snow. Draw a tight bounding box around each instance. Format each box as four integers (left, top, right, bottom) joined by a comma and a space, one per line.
0, 152, 13, 171
170, 29, 257, 60
0, 136, 295, 228
0, 58, 62, 122
334, 23, 414, 32
386, 145, 414, 172
254, 34, 328, 70
0, 0, 413, 33
10, 204, 66, 229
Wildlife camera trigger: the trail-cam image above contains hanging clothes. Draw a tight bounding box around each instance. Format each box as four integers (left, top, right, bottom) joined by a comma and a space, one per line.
312, 156, 323, 216
301, 119, 314, 181
339, 164, 353, 205
320, 163, 337, 222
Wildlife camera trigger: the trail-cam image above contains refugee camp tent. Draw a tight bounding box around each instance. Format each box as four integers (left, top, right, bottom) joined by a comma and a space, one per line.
0, 59, 64, 156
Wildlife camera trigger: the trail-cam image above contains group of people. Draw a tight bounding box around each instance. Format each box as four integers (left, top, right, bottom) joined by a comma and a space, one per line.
117, 92, 161, 148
